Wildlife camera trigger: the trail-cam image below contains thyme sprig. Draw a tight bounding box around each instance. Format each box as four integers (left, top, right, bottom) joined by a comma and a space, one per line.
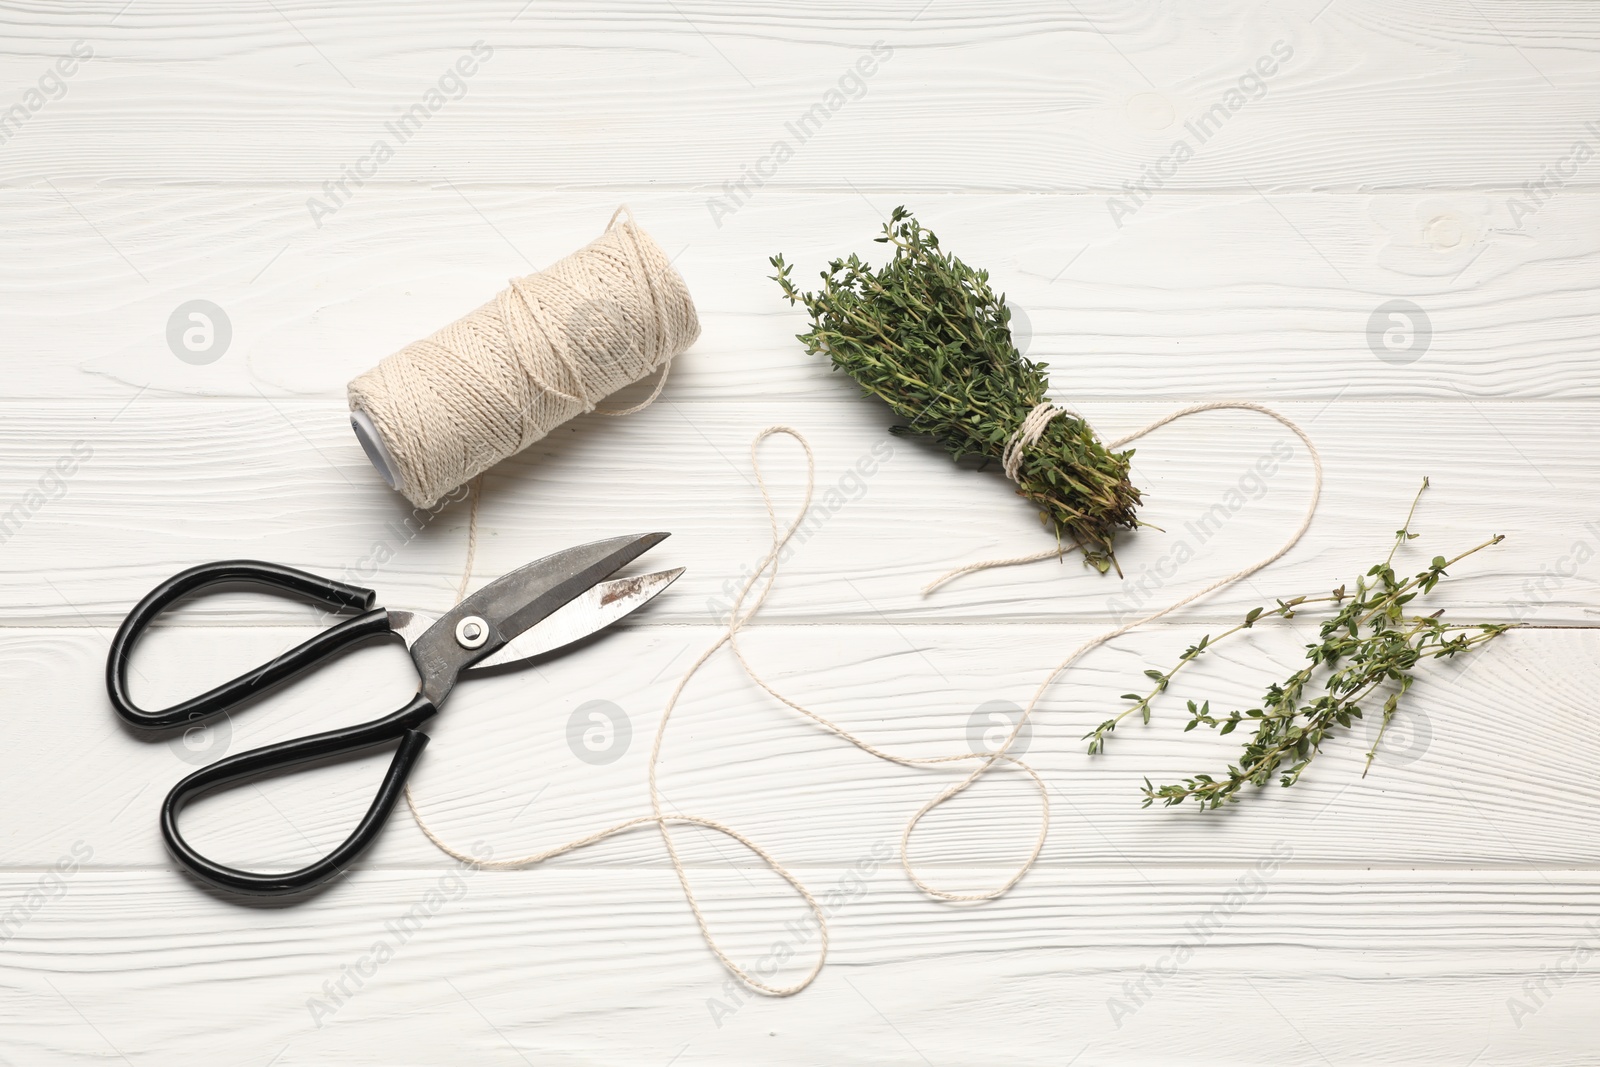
771, 206, 1142, 572
1084, 479, 1513, 809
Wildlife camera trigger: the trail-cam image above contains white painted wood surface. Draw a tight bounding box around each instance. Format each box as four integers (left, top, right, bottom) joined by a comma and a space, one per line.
3, 2, 1598, 1063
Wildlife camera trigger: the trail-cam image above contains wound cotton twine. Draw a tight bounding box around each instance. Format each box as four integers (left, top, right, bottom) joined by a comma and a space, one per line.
405, 395, 1324, 998
347, 206, 699, 507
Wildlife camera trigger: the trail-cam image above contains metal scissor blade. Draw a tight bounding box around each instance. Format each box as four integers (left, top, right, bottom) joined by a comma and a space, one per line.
465, 566, 683, 673
409, 532, 670, 703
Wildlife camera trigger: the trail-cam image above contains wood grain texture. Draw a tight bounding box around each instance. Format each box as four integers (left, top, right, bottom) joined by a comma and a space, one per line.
0, 1, 1597, 191
4, 0, 1599, 1062
3, 868, 1599, 1065
0, 397, 1595, 625
5, 188, 1600, 401
6, 623, 1598, 873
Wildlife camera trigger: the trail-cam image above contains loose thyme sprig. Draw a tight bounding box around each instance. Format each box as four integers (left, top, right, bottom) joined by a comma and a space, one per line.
771, 207, 1142, 573
1083, 478, 1514, 809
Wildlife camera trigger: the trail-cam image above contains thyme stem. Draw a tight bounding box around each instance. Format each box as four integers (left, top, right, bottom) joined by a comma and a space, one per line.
1082, 479, 1513, 809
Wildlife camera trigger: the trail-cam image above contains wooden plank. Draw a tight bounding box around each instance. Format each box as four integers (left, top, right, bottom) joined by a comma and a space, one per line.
8, 621, 1597, 871
6, 188, 1600, 401
2, 867, 1597, 1064
0, 396, 1594, 625
0, 2, 1596, 191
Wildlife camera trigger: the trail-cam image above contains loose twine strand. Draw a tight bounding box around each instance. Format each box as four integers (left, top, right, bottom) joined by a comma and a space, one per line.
928, 400, 1322, 594
407, 391, 1322, 990
348, 206, 698, 509
929, 399, 1094, 593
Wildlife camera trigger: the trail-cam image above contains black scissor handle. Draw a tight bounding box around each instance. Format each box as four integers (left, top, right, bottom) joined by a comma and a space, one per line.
162, 693, 438, 894
107, 560, 391, 731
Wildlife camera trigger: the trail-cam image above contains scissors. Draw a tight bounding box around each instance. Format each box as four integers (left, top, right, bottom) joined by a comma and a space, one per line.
106, 533, 681, 896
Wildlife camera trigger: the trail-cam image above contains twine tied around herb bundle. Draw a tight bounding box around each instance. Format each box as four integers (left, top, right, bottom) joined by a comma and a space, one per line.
1001, 401, 1082, 482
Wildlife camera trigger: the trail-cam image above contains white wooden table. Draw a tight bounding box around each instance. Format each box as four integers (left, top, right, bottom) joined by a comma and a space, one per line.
4, 3, 1598, 1063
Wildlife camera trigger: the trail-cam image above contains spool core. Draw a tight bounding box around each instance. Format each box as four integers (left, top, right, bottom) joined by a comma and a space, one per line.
350, 410, 400, 492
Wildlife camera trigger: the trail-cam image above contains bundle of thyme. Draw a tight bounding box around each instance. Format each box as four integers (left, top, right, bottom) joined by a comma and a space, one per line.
771, 207, 1141, 572
1084, 479, 1513, 809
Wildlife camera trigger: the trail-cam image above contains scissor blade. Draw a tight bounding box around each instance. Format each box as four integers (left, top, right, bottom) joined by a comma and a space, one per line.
409, 532, 670, 702
465, 567, 683, 672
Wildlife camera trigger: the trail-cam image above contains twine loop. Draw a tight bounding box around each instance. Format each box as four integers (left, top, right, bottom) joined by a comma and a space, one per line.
408, 403, 1323, 999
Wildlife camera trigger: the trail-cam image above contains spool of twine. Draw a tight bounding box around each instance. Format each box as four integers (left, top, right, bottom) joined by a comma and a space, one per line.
348, 206, 699, 507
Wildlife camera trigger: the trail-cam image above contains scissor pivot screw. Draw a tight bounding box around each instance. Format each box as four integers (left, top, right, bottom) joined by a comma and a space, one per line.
455, 615, 490, 649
